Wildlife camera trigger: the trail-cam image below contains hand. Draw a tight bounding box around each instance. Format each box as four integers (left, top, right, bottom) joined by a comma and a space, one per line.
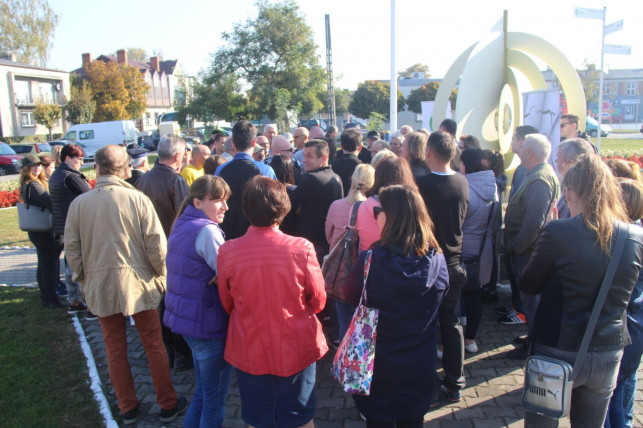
547, 205, 558, 223
209, 275, 218, 285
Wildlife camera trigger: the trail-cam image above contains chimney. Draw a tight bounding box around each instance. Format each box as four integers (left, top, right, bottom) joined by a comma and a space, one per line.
116, 49, 128, 65
82, 53, 92, 67
150, 56, 160, 72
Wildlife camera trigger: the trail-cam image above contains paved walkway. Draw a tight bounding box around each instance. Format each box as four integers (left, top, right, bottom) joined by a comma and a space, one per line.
1, 247, 642, 427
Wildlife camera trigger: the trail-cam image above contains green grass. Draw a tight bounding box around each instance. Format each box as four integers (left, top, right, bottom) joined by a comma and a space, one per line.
599, 138, 643, 153
0, 208, 31, 247
0, 287, 104, 427
609, 129, 641, 134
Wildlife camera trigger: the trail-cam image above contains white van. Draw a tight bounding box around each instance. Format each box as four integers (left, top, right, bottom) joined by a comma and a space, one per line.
61, 120, 138, 160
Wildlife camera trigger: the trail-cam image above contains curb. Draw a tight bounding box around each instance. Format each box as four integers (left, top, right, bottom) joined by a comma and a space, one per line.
0, 246, 35, 250
0, 283, 37, 288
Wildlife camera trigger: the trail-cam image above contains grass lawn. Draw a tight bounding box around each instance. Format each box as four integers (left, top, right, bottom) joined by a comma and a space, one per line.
599, 138, 643, 153
0, 208, 31, 247
0, 287, 104, 427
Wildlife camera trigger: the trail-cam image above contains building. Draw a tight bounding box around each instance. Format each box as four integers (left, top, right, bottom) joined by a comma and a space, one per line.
71, 49, 193, 132
0, 53, 70, 139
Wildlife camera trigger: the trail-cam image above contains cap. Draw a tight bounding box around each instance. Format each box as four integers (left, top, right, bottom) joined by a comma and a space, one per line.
126, 147, 149, 159
21, 154, 42, 168
367, 130, 381, 139
253, 145, 266, 154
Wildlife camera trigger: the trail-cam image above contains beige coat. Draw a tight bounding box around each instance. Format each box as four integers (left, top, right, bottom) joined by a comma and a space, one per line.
65, 175, 167, 317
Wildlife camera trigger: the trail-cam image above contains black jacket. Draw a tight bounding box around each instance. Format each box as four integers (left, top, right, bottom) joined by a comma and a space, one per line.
217, 157, 261, 240
331, 153, 361, 197
521, 216, 643, 352
125, 169, 145, 187
49, 163, 90, 235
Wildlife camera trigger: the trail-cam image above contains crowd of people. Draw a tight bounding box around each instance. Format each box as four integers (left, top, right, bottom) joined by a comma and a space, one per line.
16, 115, 643, 428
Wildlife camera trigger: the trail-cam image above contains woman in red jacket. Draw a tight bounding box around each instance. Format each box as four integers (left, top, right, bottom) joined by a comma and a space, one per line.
218, 176, 328, 428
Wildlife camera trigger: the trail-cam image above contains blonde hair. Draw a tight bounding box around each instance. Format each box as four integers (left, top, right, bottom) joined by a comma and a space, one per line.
51, 145, 63, 167
371, 149, 396, 169
605, 158, 641, 181
347, 164, 375, 205
18, 165, 48, 201
405, 132, 428, 162
619, 179, 643, 223
564, 155, 628, 253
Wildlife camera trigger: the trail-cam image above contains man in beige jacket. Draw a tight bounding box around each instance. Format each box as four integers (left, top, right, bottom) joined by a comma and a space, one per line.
65, 145, 187, 425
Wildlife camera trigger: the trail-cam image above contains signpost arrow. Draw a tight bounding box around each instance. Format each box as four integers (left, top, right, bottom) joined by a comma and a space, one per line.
574, 7, 603, 19
605, 19, 624, 35
604, 44, 632, 55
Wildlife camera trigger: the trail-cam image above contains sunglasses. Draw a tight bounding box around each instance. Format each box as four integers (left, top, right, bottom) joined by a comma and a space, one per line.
373, 206, 385, 220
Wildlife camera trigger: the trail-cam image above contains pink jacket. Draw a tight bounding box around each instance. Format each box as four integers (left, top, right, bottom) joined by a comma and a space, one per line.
218, 226, 328, 376
355, 196, 381, 251
325, 197, 352, 249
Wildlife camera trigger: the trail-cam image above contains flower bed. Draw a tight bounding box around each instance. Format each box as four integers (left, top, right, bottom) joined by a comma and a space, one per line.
0, 178, 97, 208
601, 153, 643, 169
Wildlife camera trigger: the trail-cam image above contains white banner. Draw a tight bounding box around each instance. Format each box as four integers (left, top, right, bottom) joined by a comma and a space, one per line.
421, 101, 452, 132
522, 89, 561, 168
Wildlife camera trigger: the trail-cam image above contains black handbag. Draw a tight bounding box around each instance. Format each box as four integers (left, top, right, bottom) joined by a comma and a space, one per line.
17, 182, 53, 232
462, 201, 497, 290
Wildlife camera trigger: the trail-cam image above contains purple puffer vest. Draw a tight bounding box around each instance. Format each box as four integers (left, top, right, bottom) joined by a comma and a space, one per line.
164, 205, 228, 339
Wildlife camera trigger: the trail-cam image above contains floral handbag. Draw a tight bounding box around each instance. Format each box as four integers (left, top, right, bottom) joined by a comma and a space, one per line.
331, 250, 379, 395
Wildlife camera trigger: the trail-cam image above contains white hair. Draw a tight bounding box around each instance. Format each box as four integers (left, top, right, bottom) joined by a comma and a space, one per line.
264, 124, 278, 133
157, 134, 186, 160
130, 156, 147, 167
523, 133, 551, 161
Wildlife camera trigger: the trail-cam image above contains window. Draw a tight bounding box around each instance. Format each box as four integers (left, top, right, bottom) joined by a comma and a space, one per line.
79, 130, 94, 140
14, 80, 32, 104
626, 82, 637, 96
625, 106, 635, 117
603, 83, 611, 95
38, 82, 54, 103
63, 131, 76, 140
20, 112, 34, 127
38, 143, 52, 152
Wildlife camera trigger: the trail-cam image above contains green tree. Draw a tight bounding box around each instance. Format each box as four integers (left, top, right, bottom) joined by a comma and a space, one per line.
317, 87, 352, 115
348, 81, 405, 120
406, 82, 458, 113
0, 0, 59, 66
178, 73, 248, 125
127, 47, 147, 61
579, 62, 600, 109
397, 63, 430, 79
366, 112, 386, 133
34, 101, 61, 139
83, 60, 149, 122
66, 81, 95, 125
196, 0, 325, 127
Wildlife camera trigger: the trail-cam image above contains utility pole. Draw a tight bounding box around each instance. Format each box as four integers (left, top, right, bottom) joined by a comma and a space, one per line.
325, 14, 336, 127
389, 0, 398, 132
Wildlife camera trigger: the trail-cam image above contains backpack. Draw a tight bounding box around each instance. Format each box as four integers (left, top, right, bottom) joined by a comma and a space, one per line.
321, 201, 362, 301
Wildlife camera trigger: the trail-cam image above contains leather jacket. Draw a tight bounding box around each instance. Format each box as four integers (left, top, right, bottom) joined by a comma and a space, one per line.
521, 216, 643, 352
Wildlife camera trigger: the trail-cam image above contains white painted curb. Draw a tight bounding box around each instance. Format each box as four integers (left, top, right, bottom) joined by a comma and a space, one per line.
72, 316, 119, 428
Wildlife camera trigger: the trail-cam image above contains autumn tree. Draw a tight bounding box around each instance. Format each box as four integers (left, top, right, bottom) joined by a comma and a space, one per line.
127, 47, 147, 61
66, 81, 96, 125
406, 82, 458, 113
348, 81, 405, 120
193, 0, 325, 127
83, 60, 149, 122
397, 63, 430, 79
34, 101, 61, 139
0, 0, 59, 66
579, 62, 600, 109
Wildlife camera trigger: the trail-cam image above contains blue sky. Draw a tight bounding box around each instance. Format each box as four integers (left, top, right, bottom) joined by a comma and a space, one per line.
47, 0, 643, 90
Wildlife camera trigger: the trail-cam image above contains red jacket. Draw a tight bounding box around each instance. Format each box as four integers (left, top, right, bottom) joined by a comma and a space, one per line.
218, 225, 328, 376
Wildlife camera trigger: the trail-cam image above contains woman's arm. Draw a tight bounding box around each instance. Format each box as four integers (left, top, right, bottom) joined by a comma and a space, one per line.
520, 225, 557, 295
24, 182, 52, 208
304, 244, 327, 313
217, 245, 234, 314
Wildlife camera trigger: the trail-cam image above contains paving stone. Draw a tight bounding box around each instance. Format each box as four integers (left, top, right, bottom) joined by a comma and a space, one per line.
453, 407, 486, 420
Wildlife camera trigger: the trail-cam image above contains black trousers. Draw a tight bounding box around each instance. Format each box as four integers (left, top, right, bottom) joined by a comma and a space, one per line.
28, 231, 59, 305
438, 264, 467, 393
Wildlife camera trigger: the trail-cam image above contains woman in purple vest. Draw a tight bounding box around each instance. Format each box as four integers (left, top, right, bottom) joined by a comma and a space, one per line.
164, 175, 232, 428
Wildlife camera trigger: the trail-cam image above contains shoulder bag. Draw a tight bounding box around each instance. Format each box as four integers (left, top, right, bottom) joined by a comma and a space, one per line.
522, 223, 628, 418
321, 201, 362, 301
331, 250, 378, 395
17, 182, 53, 232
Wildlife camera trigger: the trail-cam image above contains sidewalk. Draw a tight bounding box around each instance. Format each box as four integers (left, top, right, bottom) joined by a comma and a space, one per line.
1, 247, 641, 427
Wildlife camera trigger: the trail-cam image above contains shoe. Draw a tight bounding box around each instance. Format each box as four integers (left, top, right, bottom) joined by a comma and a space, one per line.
508, 345, 529, 360
85, 310, 99, 321
123, 406, 139, 425
67, 303, 87, 314
495, 303, 516, 316
439, 383, 462, 402
514, 335, 528, 345
465, 341, 478, 353
56, 282, 68, 297
498, 309, 526, 325
160, 396, 188, 423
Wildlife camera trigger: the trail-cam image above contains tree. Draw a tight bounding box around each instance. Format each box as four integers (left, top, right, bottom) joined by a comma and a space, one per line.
83, 60, 149, 122
195, 0, 326, 127
348, 81, 405, 120
178, 73, 248, 125
127, 47, 147, 61
34, 101, 61, 139
397, 63, 430, 79
317, 87, 352, 115
579, 62, 600, 109
0, 0, 59, 66
66, 81, 95, 125
366, 112, 386, 133
406, 82, 458, 113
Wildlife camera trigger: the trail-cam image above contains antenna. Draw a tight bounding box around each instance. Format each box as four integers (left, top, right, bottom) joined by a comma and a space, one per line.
325, 14, 336, 127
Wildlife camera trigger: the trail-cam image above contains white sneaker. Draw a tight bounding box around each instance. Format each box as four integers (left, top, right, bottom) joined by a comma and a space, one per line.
465, 341, 478, 353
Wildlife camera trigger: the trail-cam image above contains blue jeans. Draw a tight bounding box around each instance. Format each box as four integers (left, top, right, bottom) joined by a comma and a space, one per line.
64, 259, 83, 303
336, 300, 356, 341
605, 371, 636, 428
524, 344, 622, 428
183, 336, 232, 428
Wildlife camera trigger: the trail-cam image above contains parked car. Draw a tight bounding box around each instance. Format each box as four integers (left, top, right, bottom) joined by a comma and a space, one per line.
60, 120, 138, 161
298, 119, 322, 130
585, 116, 612, 138
11, 142, 52, 155
0, 142, 24, 176
48, 140, 68, 147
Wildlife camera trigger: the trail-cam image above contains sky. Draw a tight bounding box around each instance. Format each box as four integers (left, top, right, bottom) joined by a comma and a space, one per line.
46, 0, 643, 91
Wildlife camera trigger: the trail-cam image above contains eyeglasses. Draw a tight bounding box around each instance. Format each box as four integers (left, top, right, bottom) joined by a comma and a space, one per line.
281, 148, 294, 153
373, 206, 385, 220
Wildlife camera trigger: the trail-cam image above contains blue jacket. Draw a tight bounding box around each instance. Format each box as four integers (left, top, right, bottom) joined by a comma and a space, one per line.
164, 205, 228, 339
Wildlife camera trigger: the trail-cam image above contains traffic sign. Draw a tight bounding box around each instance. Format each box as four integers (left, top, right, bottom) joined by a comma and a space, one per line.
602, 101, 611, 111
605, 19, 624, 35
605, 44, 632, 55
574, 7, 603, 20
601, 112, 610, 118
